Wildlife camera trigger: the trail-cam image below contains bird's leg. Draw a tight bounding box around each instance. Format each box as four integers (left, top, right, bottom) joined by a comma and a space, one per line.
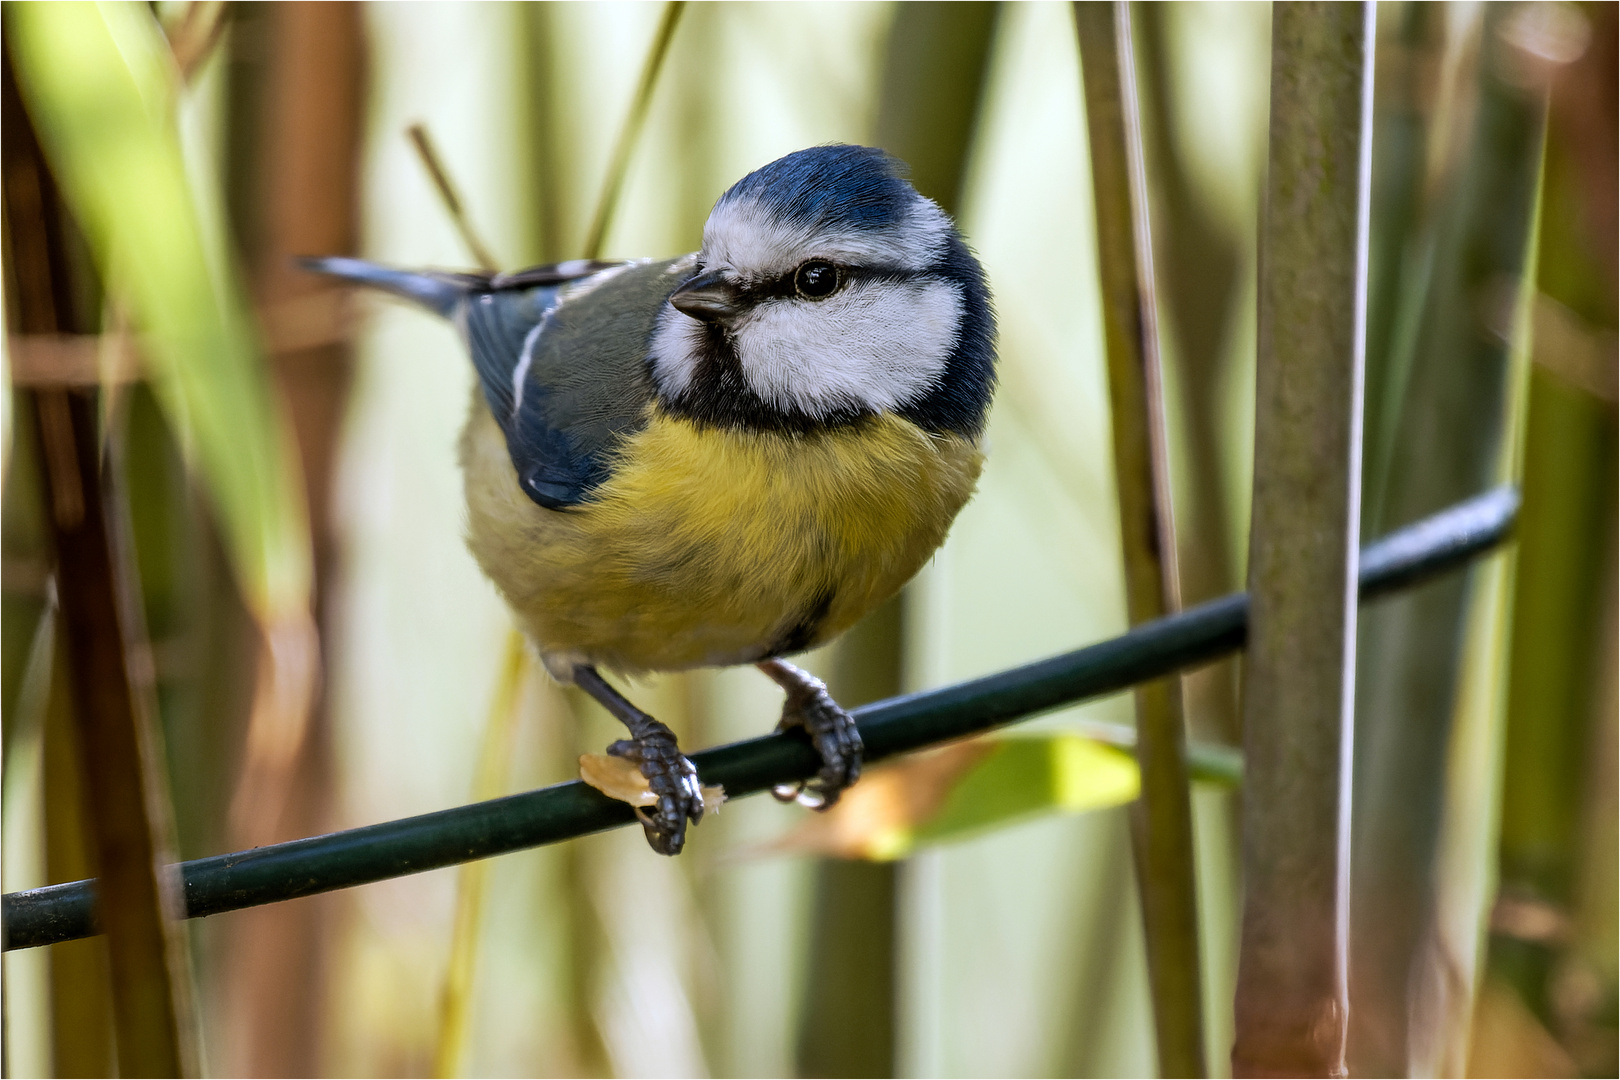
757, 658, 864, 810
573, 665, 704, 855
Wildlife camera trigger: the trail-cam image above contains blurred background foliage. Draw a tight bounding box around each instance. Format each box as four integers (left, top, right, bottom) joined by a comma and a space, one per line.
0, 2, 1613, 1077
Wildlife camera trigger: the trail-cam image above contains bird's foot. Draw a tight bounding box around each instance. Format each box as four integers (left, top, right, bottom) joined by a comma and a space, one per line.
758, 659, 863, 810
605, 729, 704, 855
574, 664, 703, 856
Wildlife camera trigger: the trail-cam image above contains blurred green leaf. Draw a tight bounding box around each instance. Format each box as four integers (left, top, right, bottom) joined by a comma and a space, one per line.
767, 733, 1154, 863
913, 734, 1141, 847
766, 726, 1240, 864
8, 1, 310, 624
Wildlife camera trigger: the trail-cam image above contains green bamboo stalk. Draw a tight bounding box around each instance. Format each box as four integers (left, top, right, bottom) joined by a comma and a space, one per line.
1488, 368, 1616, 1038
407, 123, 501, 273
512, 11, 694, 1071
434, 630, 528, 1078
1232, 5, 1373, 1076
872, 1, 1000, 208
1073, 4, 1204, 1076
1359, 2, 1447, 528
408, 108, 525, 1080
519, 2, 567, 266
795, 5, 998, 1075
1484, 5, 1619, 1067
797, 599, 903, 1079
0, 338, 111, 1070
1, 440, 51, 765
1347, 6, 1555, 1071
1133, 2, 1245, 746
580, 1, 686, 261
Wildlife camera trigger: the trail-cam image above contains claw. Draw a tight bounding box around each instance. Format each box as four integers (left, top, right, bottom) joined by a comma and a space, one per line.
607, 730, 704, 855
772, 676, 863, 811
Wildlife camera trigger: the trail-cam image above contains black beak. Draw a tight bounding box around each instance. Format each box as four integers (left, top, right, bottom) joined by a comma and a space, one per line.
670, 270, 747, 323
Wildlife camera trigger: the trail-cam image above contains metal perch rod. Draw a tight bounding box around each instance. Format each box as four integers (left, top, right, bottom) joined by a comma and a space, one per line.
2, 487, 1519, 952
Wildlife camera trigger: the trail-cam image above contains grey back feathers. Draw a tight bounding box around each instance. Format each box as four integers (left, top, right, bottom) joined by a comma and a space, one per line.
478, 260, 675, 508
304, 254, 664, 509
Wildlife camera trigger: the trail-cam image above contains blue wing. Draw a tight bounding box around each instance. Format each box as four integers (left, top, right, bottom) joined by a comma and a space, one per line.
303, 256, 678, 510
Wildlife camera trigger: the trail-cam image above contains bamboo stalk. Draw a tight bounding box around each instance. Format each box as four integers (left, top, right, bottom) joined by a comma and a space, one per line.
1349, 6, 1564, 1071
434, 630, 529, 1078
40, 617, 118, 1076
1, 44, 198, 1076
1359, 3, 1448, 528
1134, 2, 1244, 746
407, 123, 501, 273
796, 6, 1000, 1074
1483, 4, 1618, 1071
519, 3, 567, 267
209, 8, 369, 1077
31, 389, 199, 1079
1232, 4, 1374, 1076
0, 261, 118, 1078
797, 599, 903, 1079
420, 11, 691, 1068
1073, 4, 1205, 1074
579, 0, 686, 261
873, 0, 1000, 208
407, 107, 531, 1080
543, 10, 693, 1070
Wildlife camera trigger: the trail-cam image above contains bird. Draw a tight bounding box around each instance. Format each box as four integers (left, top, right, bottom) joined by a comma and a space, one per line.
304, 144, 996, 855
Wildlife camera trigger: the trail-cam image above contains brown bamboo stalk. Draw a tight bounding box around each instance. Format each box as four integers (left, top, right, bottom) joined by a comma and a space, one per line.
218, 4, 366, 1075
2, 44, 198, 1077
1073, 3, 1205, 1075
31, 389, 199, 1079
1233, 4, 1374, 1076
40, 623, 118, 1076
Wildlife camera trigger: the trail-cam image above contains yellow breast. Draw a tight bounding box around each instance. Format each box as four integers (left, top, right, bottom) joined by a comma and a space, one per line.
460, 396, 983, 676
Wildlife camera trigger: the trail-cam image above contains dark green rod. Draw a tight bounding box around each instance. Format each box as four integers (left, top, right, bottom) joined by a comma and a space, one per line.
2, 487, 1518, 952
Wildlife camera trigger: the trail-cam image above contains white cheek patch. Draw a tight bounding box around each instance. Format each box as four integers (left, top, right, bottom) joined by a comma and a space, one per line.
648, 302, 707, 396
702, 196, 951, 280
733, 279, 963, 417
646, 254, 704, 396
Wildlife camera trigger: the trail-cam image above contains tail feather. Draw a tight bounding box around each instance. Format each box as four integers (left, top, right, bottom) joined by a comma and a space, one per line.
298, 256, 484, 318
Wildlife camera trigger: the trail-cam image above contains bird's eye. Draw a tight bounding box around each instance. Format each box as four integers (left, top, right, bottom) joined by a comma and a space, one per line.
794, 261, 840, 300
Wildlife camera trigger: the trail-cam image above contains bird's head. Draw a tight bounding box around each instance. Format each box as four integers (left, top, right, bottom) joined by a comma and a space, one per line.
649, 145, 996, 436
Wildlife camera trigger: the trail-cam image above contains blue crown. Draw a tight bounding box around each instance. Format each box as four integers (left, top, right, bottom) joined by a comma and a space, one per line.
716, 144, 916, 233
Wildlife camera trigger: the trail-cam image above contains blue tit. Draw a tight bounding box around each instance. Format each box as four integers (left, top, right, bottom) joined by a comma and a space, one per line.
305, 144, 997, 855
